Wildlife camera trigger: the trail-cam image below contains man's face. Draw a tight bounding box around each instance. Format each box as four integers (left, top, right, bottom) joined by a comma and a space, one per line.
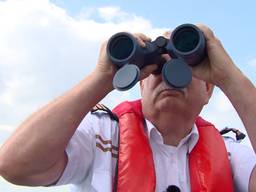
140, 73, 213, 118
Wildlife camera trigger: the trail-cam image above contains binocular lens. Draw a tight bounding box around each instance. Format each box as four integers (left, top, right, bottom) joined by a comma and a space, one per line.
173, 28, 199, 53
108, 35, 134, 60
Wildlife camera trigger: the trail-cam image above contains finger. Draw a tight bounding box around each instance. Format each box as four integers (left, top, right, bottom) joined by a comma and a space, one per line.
134, 33, 151, 47
195, 23, 224, 53
98, 40, 108, 60
195, 23, 215, 41
163, 30, 172, 39
161, 54, 171, 61
100, 40, 107, 52
134, 33, 151, 41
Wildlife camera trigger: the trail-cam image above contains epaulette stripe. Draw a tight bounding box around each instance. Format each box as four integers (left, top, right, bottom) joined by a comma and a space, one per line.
95, 135, 112, 145
96, 142, 118, 159
91, 103, 119, 122
95, 134, 119, 151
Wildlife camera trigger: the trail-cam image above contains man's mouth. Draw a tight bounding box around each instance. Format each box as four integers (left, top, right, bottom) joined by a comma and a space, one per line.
160, 88, 184, 96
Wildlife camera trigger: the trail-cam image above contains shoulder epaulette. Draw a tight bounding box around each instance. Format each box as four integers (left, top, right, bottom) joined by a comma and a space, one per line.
220, 127, 246, 141
91, 103, 119, 122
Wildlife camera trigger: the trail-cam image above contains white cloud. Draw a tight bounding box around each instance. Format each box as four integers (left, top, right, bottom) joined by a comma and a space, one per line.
98, 6, 126, 22
211, 89, 233, 112
0, 125, 13, 132
0, 0, 167, 129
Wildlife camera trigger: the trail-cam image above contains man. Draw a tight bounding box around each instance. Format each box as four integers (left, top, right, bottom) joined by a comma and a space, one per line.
0, 24, 255, 191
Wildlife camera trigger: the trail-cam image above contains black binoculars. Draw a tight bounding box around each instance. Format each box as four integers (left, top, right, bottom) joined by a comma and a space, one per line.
107, 24, 206, 91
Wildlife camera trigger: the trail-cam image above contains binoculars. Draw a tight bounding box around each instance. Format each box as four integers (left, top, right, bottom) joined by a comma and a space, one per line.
107, 24, 206, 91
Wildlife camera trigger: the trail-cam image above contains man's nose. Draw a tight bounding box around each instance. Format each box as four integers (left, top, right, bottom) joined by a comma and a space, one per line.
151, 72, 163, 85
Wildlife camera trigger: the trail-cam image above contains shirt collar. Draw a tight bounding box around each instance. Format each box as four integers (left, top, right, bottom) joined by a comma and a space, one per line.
145, 119, 199, 153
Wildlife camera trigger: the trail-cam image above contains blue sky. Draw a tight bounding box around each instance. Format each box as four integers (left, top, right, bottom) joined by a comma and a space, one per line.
0, 0, 255, 191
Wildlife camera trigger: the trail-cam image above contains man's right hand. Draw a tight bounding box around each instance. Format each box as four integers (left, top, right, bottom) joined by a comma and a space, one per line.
94, 33, 158, 90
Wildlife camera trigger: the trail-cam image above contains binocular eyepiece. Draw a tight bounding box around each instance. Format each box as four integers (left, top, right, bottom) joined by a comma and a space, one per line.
107, 24, 206, 91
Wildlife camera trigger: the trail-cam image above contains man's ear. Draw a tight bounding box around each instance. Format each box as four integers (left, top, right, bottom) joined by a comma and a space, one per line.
139, 80, 144, 93
204, 82, 214, 104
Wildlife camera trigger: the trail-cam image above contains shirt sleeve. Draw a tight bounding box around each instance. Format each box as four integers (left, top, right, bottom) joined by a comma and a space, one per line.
55, 113, 96, 185
224, 138, 256, 191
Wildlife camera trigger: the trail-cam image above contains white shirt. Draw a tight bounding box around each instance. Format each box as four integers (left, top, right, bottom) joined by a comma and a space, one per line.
56, 112, 256, 192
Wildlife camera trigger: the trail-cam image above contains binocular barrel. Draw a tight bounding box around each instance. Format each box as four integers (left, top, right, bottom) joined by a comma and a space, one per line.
169, 23, 206, 66
107, 32, 140, 68
107, 32, 161, 69
107, 24, 206, 90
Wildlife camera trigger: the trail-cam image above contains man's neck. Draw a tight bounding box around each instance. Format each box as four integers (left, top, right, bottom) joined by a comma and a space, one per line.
147, 112, 195, 146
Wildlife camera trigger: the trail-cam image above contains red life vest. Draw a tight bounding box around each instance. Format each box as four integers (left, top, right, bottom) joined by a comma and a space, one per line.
112, 100, 234, 192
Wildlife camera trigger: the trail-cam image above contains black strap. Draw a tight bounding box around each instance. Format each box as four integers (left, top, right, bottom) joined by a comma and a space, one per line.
91, 103, 119, 122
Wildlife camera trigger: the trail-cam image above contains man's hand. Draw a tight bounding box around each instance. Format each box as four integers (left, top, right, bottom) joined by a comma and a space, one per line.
95, 33, 158, 88
191, 24, 240, 88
